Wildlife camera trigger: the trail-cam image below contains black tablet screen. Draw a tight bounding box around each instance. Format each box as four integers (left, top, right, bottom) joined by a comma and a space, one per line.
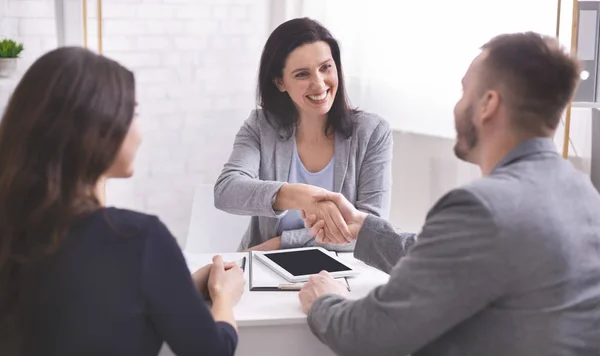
263, 249, 351, 276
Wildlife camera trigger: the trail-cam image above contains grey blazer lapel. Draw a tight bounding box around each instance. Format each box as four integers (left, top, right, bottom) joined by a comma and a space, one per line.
333, 131, 351, 193
275, 129, 295, 182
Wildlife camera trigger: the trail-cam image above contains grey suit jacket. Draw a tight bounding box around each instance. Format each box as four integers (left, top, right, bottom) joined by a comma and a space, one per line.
308, 138, 600, 356
214, 109, 392, 251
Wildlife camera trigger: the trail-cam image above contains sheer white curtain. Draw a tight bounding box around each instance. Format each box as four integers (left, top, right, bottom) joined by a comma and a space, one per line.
276, 0, 569, 138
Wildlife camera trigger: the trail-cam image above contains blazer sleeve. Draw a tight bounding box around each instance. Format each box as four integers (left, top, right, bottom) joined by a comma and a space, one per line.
142, 217, 238, 356
280, 118, 394, 250
355, 119, 393, 219
213, 110, 287, 218
353, 215, 417, 273
307, 189, 511, 356
280, 227, 356, 252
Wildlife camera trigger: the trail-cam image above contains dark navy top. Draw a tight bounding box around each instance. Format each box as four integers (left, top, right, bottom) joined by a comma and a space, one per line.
25, 208, 237, 356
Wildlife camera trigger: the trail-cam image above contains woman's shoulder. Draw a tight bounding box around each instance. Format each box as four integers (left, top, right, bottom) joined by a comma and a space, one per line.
240, 108, 290, 143
349, 110, 392, 139
243, 108, 278, 131
243, 108, 392, 140
77, 207, 165, 239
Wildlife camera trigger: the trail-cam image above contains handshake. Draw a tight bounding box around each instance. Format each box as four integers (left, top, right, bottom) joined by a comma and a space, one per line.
300, 189, 368, 245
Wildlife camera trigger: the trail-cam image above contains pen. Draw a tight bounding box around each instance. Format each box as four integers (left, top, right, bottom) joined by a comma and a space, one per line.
277, 283, 304, 291
239, 256, 246, 272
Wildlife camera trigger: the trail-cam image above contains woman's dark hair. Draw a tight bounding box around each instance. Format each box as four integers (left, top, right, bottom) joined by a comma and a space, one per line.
0, 47, 135, 353
257, 17, 355, 138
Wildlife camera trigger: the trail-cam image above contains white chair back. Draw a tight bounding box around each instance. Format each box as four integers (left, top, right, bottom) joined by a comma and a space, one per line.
184, 184, 250, 254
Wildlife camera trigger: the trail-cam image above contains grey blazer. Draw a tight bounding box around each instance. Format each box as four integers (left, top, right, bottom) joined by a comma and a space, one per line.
214, 109, 392, 251
308, 138, 600, 356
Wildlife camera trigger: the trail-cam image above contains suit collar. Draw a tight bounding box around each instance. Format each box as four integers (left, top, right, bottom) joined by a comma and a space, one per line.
492, 137, 558, 172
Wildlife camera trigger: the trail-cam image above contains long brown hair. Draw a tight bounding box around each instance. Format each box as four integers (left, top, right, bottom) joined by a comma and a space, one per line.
257, 17, 355, 139
0, 47, 135, 352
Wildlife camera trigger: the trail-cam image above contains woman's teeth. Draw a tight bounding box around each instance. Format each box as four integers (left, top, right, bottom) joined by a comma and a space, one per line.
307, 91, 328, 101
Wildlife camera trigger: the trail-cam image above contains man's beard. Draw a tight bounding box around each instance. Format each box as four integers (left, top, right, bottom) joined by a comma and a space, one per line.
453, 104, 478, 162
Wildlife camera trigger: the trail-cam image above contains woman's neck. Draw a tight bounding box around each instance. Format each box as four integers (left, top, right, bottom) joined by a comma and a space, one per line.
296, 113, 330, 143
95, 178, 106, 206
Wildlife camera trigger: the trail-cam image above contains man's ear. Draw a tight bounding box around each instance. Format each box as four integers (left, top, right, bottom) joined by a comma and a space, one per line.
273, 78, 286, 92
479, 89, 500, 124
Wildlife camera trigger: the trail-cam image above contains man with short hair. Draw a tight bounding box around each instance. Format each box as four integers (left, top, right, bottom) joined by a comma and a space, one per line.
300, 32, 600, 356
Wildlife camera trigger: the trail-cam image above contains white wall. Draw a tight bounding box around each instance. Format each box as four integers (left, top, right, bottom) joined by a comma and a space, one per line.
0, 0, 269, 244
298, 0, 577, 139
0, 0, 58, 114
389, 130, 481, 233
96, 0, 269, 243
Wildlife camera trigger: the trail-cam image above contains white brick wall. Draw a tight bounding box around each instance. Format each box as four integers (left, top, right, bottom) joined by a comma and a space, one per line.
96, 0, 269, 245
0, 0, 269, 246
0, 0, 57, 113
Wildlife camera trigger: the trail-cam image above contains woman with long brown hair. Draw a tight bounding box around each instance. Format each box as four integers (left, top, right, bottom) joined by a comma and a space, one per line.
0, 47, 244, 356
214, 18, 393, 252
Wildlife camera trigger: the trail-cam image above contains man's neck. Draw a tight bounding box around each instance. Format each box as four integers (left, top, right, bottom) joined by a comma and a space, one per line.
479, 133, 535, 176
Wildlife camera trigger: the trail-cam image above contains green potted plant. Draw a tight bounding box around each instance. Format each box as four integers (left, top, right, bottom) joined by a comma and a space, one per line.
0, 39, 24, 78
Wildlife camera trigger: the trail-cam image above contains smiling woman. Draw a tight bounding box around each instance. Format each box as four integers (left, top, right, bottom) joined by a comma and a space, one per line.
214, 18, 394, 252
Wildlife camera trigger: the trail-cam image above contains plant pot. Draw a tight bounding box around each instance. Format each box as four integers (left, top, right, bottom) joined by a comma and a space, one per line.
0, 58, 18, 78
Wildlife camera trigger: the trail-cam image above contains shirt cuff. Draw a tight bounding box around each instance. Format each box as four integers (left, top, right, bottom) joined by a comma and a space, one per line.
269, 182, 289, 218
215, 321, 238, 349
280, 228, 307, 249
307, 293, 346, 331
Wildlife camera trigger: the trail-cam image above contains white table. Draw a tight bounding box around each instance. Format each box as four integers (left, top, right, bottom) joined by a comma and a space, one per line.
161, 251, 389, 356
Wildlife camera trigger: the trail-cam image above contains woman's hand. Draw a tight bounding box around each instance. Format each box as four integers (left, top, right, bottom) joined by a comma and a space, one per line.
303, 192, 368, 244
300, 187, 352, 244
208, 255, 245, 306
192, 264, 213, 299
303, 200, 352, 244
192, 260, 237, 299
275, 183, 352, 244
206, 255, 245, 331
244, 236, 281, 251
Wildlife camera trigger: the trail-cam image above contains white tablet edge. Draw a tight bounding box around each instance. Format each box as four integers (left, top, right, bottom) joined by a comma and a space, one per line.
254, 247, 358, 283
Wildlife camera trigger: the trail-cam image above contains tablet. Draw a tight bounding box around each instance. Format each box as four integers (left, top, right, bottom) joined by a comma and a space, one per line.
254, 247, 358, 283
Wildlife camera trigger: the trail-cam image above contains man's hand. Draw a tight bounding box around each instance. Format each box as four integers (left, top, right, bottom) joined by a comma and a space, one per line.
275, 184, 353, 244
310, 200, 353, 244
301, 187, 353, 244
303, 192, 368, 244
299, 271, 349, 314
245, 236, 281, 251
